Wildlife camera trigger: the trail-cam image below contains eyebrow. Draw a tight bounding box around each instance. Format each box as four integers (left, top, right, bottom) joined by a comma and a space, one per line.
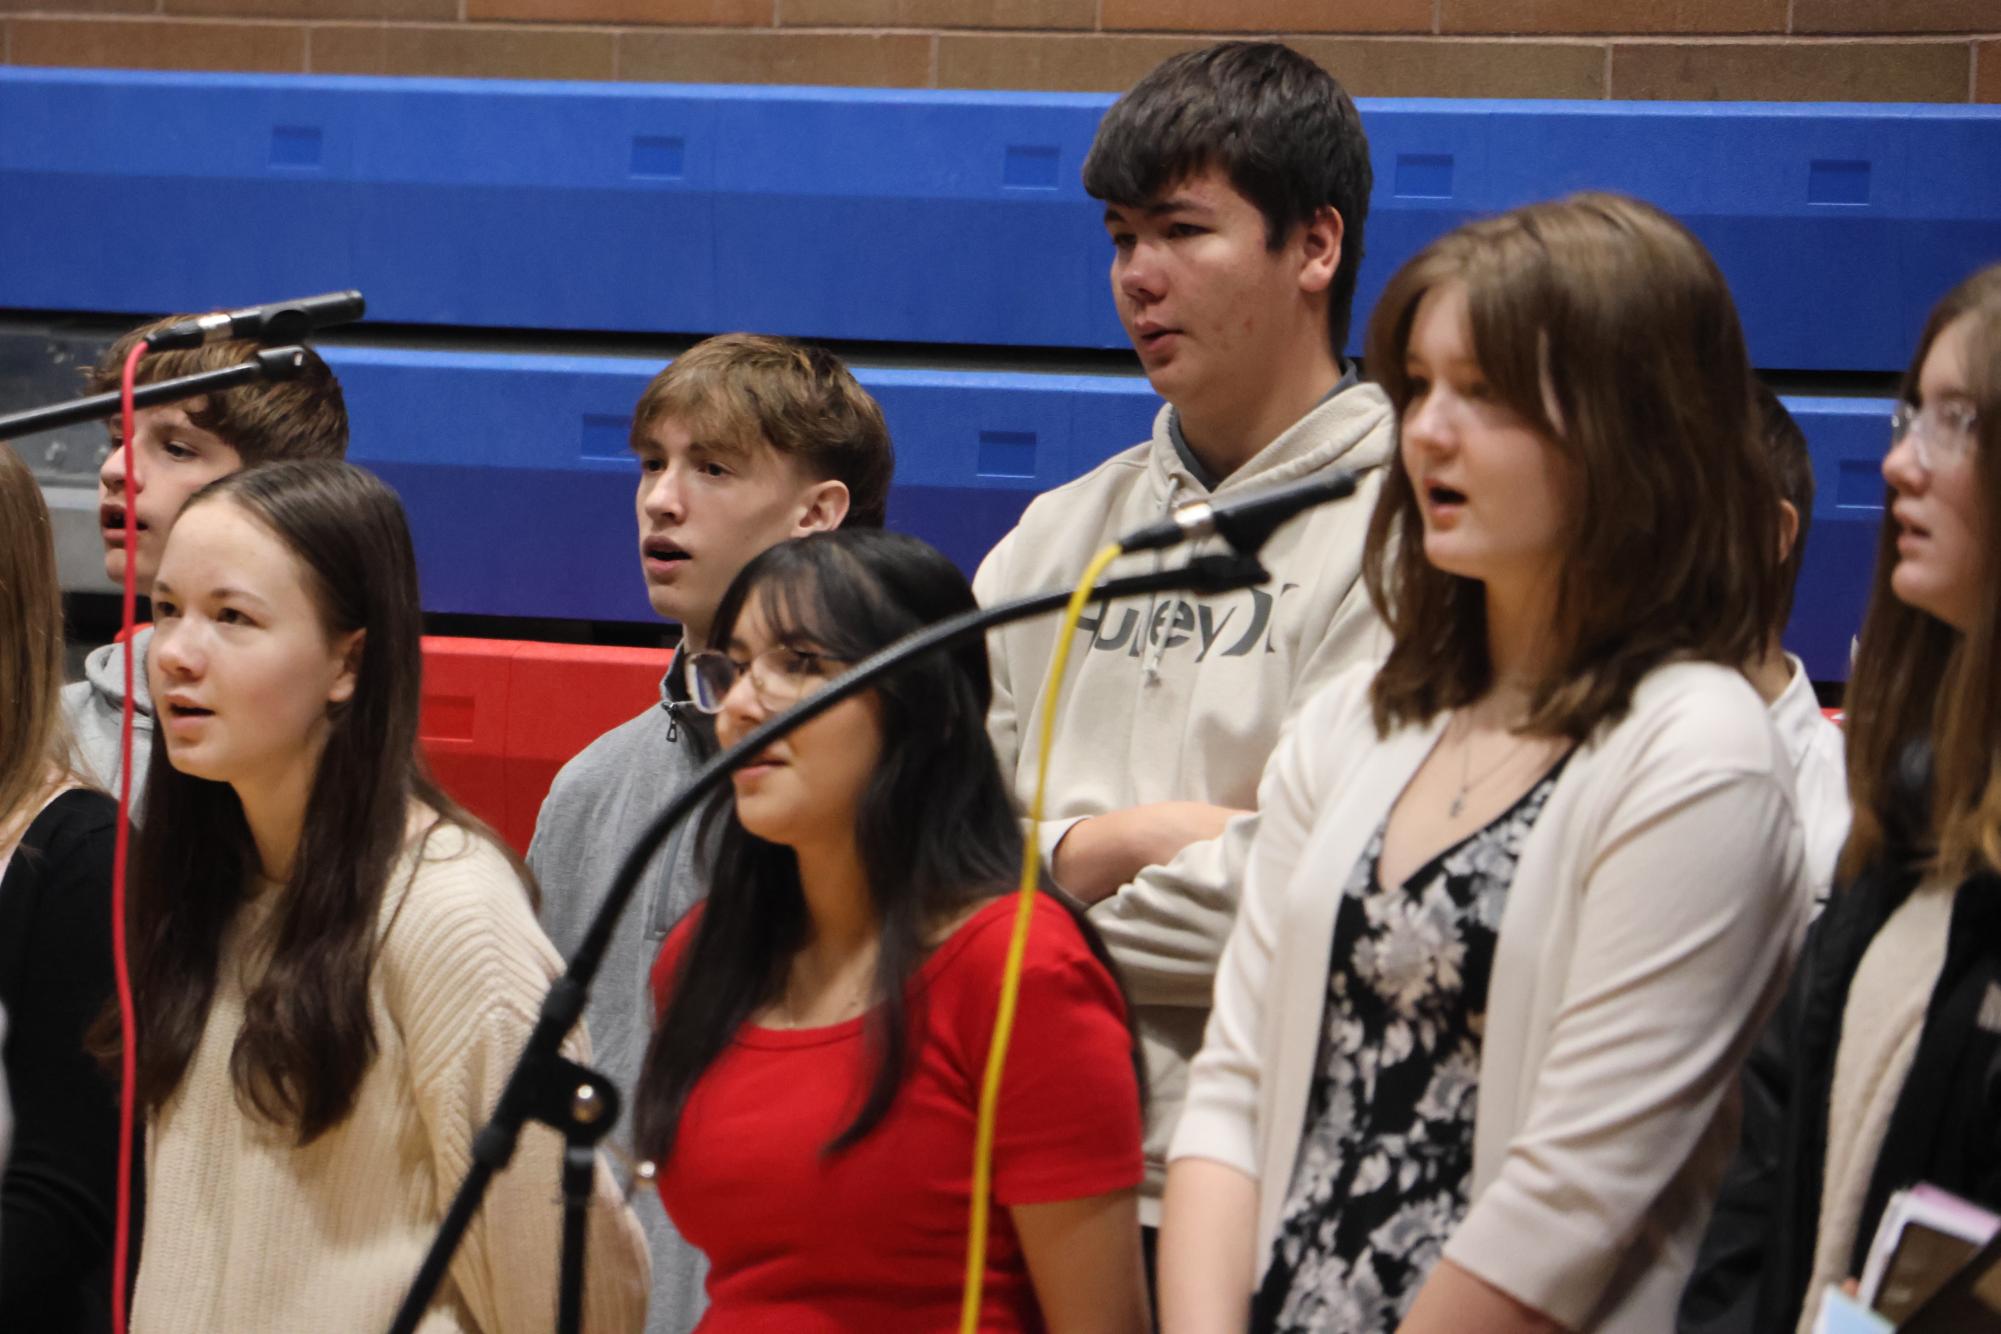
154, 581, 273, 609
692, 439, 749, 466
1103, 195, 1214, 225
107, 406, 196, 438
149, 408, 207, 438
628, 431, 754, 466
1405, 353, 1484, 373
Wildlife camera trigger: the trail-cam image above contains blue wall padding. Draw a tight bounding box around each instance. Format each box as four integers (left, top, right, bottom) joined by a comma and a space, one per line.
319, 343, 1886, 682
323, 345, 1151, 618
3, 69, 1999, 371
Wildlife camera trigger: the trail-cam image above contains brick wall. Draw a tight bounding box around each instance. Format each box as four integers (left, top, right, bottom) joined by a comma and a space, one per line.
0, 1, 1994, 101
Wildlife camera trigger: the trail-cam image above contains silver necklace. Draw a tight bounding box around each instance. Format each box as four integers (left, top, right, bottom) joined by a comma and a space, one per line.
1448, 710, 1536, 819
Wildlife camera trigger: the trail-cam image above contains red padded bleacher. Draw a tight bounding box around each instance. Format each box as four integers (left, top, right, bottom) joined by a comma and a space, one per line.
419, 636, 674, 853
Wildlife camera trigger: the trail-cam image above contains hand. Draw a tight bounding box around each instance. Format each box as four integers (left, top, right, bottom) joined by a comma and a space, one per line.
1052, 802, 1252, 904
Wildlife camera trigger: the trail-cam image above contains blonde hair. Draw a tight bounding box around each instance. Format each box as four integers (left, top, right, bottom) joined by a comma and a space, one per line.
0, 446, 77, 829
630, 334, 893, 528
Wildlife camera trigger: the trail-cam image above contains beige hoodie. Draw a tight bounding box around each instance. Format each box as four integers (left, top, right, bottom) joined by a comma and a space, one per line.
973, 385, 1396, 1213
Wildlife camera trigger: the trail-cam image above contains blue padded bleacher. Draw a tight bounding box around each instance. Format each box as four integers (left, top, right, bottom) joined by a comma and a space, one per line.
324, 346, 1888, 682
4, 70, 2000, 368
322, 346, 1159, 621
6, 68, 2000, 689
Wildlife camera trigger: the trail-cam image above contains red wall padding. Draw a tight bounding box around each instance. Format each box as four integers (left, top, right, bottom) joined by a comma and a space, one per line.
419, 636, 674, 854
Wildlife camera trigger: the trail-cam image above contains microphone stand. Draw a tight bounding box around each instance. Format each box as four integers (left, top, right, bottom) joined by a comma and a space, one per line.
385, 550, 1275, 1334
0, 346, 311, 439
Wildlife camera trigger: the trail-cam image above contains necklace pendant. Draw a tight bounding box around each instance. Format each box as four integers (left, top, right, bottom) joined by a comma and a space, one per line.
1449, 792, 1466, 819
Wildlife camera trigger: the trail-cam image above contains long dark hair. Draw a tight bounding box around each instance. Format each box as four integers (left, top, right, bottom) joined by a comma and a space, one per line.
105, 460, 523, 1144
1842, 263, 2001, 883
634, 529, 1137, 1164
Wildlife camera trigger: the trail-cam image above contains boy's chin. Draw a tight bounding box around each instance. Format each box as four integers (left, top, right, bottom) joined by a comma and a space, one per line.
645, 587, 694, 624
100, 547, 149, 589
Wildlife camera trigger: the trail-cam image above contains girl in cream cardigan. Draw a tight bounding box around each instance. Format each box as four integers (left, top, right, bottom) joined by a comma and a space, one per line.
1158, 194, 1812, 1333
113, 462, 648, 1333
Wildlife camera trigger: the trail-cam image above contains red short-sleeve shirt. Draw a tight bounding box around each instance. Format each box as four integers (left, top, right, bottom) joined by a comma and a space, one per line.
648, 893, 1143, 1333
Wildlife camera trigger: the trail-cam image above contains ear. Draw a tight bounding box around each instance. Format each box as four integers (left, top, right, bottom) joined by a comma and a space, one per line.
327, 629, 365, 707
1777, 498, 1801, 566
792, 479, 851, 536
1296, 204, 1344, 297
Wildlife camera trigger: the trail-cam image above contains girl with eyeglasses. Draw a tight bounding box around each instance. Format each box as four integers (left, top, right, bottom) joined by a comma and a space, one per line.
635, 528, 1150, 1333
1681, 264, 2001, 1334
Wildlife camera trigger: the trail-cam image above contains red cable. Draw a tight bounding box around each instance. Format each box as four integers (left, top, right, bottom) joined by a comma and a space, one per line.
109, 339, 147, 1334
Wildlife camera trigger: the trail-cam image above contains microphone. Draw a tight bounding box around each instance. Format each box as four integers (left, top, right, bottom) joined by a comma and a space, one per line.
144, 290, 366, 351
1119, 470, 1360, 556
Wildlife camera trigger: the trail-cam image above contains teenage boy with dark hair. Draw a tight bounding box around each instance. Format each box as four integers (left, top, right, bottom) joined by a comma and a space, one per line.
64, 316, 350, 801
528, 333, 892, 1334
973, 41, 1395, 1246
1742, 383, 1849, 902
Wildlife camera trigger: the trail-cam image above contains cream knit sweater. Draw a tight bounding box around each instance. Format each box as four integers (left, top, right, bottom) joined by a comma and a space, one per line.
133, 820, 650, 1334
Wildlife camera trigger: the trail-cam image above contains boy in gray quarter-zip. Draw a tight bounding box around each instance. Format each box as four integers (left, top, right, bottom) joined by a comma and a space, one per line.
528, 334, 892, 1334
972, 42, 1396, 1240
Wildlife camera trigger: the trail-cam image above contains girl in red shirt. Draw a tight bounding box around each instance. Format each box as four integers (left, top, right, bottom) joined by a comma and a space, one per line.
635, 529, 1148, 1333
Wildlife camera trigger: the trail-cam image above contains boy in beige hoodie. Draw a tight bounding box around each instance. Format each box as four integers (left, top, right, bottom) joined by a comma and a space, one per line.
973, 41, 1395, 1248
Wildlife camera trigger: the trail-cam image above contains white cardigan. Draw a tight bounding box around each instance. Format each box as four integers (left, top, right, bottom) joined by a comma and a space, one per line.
1170, 660, 1811, 1331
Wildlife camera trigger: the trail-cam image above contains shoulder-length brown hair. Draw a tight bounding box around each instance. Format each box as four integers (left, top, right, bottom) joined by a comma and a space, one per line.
0, 445, 77, 827
1842, 263, 2001, 884
1362, 192, 1783, 740
106, 460, 530, 1144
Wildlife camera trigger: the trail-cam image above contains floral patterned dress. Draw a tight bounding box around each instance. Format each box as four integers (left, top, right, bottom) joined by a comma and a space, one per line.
1250, 758, 1570, 1332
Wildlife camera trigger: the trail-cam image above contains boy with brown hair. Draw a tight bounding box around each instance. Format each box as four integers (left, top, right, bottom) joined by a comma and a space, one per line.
974, 41, 1395, 1249
63, 315, 349, 800
528, 333, 892, 1334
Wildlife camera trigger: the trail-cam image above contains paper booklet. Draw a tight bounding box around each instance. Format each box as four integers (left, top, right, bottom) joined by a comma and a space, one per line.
1813, 1183, 2001, 1333
1860, 1183, 2001, 1324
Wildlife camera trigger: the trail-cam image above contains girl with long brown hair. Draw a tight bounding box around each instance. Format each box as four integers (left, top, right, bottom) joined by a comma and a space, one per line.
1681, 263, 2001, 1334
0, 445, 123, 1329
1158, 194, 1813, 1332
113, 460, 647, 1332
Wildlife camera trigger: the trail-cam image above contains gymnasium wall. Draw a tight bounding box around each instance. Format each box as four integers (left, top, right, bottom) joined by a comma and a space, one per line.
0, 2, 1996, 102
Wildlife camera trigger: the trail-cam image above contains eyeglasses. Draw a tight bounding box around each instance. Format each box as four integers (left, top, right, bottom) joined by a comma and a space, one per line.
683, 644, 844, 714
1891, 400, 1980, 472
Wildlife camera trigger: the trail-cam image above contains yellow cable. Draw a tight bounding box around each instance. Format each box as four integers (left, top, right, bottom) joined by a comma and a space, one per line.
960, 541, 1125, 1334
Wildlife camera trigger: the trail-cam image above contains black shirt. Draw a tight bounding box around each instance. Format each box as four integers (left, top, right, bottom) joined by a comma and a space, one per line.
0, 788, 125, 1332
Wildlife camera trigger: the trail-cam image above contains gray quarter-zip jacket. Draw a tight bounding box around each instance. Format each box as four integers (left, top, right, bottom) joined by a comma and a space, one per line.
61, 627, 155, 817
528, 667, 716, 1334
